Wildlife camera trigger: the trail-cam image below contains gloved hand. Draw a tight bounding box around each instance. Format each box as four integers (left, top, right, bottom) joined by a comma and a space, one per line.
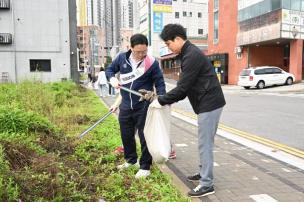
149, 98, 162, 108
110, 94, 122, 112
138, 89, 156, 102
110, 77, 120, 89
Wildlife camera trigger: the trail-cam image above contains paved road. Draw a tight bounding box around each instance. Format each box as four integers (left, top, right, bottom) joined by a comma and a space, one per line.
166, 82, 304, 151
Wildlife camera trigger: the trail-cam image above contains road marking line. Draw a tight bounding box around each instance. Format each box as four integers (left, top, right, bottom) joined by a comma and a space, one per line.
250, 194, 278, 202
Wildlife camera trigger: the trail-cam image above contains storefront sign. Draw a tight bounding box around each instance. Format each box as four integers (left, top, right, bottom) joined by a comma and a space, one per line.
153, 4, 172, 13
281, 9, 304, 39
153, 0, 172, 5
153, 12, 163, 33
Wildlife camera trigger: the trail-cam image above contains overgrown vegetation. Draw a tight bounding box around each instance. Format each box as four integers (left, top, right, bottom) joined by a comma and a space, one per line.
0, 81, 189, 201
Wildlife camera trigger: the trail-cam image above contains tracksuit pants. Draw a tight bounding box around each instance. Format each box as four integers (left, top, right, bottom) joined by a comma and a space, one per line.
119, 106, 152, 170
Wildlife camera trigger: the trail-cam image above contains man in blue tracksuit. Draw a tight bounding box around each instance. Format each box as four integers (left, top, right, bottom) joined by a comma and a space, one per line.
106, 33, 166, 178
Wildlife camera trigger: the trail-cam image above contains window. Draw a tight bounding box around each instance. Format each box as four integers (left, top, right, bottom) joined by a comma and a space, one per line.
254, 69, 266, 75
282, 0, 290, 9
213, 11, 219, 43
183, 11, 187, 17
271, 68, 282, 74
30, 59, 51, 72
198, 29, 203, 35
271, 0, 281, 10
214, 0, 219, 10
264, 68, 273, 74
175, 12, 179, 18
198, 12, 202, 18
240, 69, 251, 76
291, 0, 301, 10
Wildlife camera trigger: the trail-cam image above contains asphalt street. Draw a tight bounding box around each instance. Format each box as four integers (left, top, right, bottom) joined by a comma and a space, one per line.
167, 82, 304, 151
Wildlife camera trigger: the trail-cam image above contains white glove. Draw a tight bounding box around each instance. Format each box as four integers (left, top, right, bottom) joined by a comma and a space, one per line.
149, 99, 162, 108
110, 77, 120, 88
110, 94, 122, 112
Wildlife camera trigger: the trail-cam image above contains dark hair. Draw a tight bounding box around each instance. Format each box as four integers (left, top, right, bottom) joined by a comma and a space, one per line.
160, 24, 187, 41
130, 34, 148, 47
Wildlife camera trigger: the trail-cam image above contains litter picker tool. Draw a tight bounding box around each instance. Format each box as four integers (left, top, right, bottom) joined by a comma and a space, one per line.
79, 111, 113, 138
79, 86, 143, 138
119, 86, 142, 97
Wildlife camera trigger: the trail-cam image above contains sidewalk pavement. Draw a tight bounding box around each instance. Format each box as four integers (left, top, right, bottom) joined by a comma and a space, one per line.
94, 84, 304, 202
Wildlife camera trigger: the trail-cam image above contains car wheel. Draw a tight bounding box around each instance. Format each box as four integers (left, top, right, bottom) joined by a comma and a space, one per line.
244, 86, 250, 89
257, 81, 265, 89
286, 77, 293, 85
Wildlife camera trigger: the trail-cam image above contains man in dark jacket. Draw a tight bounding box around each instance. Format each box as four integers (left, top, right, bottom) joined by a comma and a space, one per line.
106, 33, 166, 178
150, 24, 226, 197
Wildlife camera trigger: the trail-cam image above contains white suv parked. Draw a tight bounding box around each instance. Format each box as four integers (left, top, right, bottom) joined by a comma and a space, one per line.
237, 66, 295, 89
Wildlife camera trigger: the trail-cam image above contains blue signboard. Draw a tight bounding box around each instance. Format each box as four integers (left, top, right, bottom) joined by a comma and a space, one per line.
153, 0, 172, 5
153, 12, 163, 33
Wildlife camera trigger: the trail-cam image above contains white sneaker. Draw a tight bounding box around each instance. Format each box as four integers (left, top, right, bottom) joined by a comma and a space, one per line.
135, 169, 150, 178
117, 161, 139, 170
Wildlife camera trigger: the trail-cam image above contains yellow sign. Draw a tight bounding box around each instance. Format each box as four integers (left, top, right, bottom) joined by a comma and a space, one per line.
153, 5, 172, 13
214, 60, 221, 67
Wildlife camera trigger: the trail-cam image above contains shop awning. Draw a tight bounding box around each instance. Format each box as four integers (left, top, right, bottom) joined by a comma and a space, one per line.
159, 53, 178, 60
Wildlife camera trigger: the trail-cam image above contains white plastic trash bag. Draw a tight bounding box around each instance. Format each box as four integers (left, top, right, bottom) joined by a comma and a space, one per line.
144, 105, 171, 164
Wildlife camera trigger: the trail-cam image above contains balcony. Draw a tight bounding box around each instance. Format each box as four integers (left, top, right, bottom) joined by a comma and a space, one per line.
0, 0, 10, 9
0, 33, 12, 44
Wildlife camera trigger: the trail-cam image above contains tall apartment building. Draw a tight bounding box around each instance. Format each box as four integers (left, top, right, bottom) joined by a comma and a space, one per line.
208, 0, 304, 84
133, 0, 207, 80
0, 0, 78, 83
135, 0, 208, 57
121, 0, 134, 29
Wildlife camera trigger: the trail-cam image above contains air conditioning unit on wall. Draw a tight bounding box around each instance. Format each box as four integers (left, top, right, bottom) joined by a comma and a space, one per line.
0, 0, 10, 9
0, 33, 12, 44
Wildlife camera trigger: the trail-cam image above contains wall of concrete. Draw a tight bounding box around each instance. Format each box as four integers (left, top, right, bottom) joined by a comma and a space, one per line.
0, 0, 72, 83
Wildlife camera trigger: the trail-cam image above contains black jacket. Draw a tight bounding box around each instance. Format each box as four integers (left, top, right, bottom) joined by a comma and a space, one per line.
158, 40, 226, 114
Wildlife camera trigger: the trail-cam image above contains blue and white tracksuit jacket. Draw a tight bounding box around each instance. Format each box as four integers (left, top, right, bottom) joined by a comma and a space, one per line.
105, 49, 166, 109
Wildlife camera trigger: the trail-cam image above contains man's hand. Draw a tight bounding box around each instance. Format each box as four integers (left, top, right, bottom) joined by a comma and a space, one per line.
149, 99, 162, 108
138, 89, 156, 102
110, 77, 120, 88
110, 94, 122, 112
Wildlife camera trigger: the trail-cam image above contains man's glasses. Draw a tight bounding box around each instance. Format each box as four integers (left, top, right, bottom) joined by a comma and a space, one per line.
133, 50, 147, 55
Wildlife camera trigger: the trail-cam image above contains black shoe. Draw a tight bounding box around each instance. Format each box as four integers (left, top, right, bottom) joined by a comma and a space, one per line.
188, 185, 215, 198
187, 173, 201, 182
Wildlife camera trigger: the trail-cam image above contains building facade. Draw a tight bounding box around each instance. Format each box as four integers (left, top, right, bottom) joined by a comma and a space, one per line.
135, 0, 208, 58
0, 0, 78, 83
208, 0, 304, 85
77, 26, 105, 71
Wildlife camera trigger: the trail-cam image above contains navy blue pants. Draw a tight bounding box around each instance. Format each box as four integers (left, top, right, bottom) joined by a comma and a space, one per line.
118, 106, 152, 170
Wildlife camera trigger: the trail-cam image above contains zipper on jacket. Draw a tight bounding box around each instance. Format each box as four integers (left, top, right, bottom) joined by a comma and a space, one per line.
125, 58, 134, 110
130, 81, 134, 109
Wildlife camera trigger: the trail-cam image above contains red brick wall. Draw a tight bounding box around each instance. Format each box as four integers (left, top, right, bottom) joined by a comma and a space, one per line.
290, 40, 303, 81
250, 46, 284, 69
208, 0, 248, 84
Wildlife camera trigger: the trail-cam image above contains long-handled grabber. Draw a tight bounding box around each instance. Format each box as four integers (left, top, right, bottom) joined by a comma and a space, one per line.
119, 86, 142, 97
79, 110, 113, 139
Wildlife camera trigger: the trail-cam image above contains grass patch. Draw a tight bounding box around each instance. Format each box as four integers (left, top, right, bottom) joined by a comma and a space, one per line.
0, 81, 190, 201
